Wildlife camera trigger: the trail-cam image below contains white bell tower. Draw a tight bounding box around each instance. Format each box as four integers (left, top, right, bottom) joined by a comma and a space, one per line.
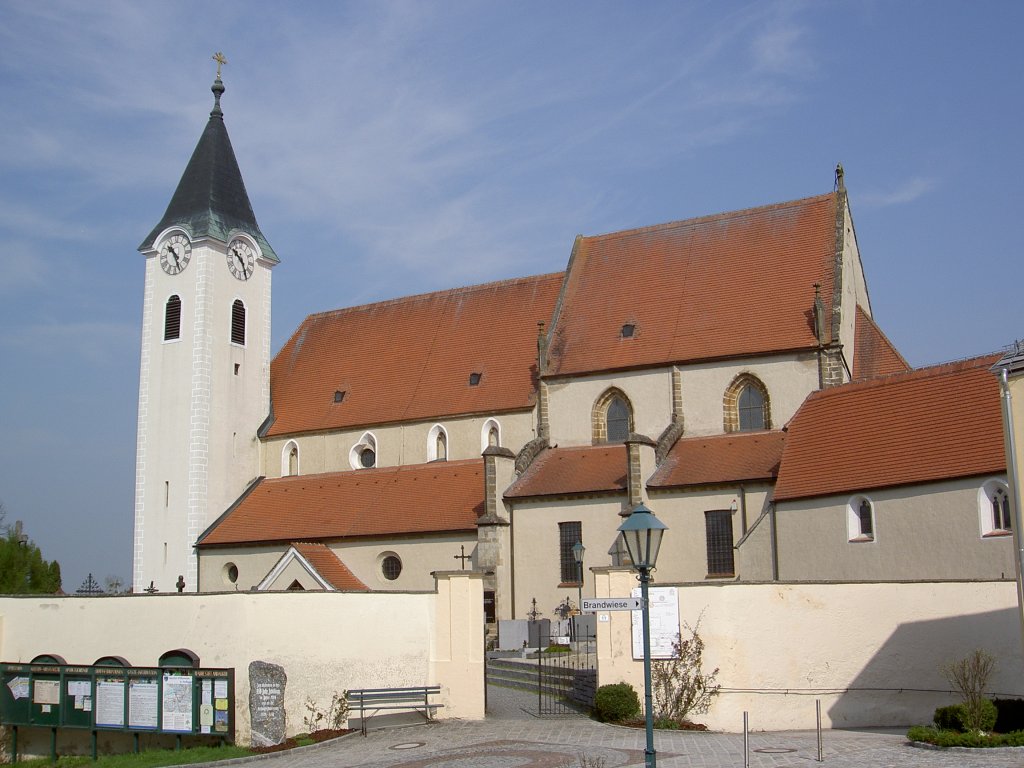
132, 63, 279, 593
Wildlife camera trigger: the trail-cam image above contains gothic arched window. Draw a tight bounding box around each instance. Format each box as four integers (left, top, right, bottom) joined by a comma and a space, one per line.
724, 374, 771, 432
282, 441, 299, 476
592, 389, 633, 444
980, 480, 1013, 536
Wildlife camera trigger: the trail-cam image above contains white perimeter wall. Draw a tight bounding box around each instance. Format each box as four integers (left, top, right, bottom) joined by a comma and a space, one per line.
0, 573, 483, 750
594, 568, 1024, 732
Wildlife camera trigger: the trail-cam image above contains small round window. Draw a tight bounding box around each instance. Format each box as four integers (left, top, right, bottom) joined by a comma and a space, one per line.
224, 563, 239, 584
381, 555, 402, 581
360, 448, 376, 468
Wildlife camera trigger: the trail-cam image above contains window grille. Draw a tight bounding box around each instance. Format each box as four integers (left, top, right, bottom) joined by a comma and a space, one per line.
382, 555, 402, 580
558, 521, 582, 583
738, 385, 766, 430
705, 510, 735, 576
231, 300, 246, 345
164, 295, 181, 341
607, 397, 630, 442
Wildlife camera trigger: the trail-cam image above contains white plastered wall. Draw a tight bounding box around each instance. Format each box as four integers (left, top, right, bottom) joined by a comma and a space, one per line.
0, 573, 483, 754
544, 354, 819, 446
594, 569, 1024, 731
260, 410, 536, 478
774, 477, 1016, 581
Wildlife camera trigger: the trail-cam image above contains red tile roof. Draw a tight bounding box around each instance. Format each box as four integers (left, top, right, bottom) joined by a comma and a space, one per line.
505, 445, 627, 499
773, 355, 1005, 501
853, 306, 910, 380
649, 431, 785, 489
291, 542, 369, 591
266, 273, 563, 437
198, 460, 484, 546
547, 194, 838, 377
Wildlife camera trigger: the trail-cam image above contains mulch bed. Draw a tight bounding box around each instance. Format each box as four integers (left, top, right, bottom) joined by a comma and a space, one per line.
619, 718, 708, 731
250, 728, 352, 753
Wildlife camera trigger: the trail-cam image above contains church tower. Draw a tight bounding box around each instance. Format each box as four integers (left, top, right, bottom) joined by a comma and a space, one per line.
132, 64, 278, 593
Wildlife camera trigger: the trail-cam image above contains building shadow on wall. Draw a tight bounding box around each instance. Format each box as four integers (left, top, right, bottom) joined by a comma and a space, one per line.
828, 605, 1024, 728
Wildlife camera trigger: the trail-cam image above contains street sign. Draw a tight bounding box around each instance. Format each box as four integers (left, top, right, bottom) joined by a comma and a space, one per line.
581, 597, 642, 612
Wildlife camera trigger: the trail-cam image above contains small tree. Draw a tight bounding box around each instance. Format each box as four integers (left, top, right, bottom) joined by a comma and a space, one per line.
943, 649, 996, 733
0, 514, 62, 594
651, 618, 720, 723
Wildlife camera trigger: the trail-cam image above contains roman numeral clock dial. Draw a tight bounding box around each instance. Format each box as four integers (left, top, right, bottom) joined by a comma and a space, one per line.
227, 238, 255, 281
158, 234, 192, 275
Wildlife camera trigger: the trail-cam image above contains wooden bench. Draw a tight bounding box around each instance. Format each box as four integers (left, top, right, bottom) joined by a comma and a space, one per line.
347, 686, 443, 735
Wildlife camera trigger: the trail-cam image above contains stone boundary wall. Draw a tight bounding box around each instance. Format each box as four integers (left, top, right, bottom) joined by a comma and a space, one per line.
0, 572, 483, 753
593, 569, 1024, 731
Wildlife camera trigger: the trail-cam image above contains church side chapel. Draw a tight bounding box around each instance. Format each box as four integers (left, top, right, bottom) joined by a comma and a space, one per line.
134, 71, 1013, 622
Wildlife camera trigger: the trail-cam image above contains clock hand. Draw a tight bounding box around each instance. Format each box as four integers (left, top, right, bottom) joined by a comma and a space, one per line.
168, 245, 180, 266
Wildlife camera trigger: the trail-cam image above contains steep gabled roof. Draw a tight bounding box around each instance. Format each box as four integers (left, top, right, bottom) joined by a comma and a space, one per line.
774, 355, 1004, 501
140, 78, 277, 261
853, 306, 910, 380
505, 445, 627, 499
265, 273, 562, 437
198, 460, 483, 546
649, 431, 785, 489
546, 193, 837, 377
290, 543, 369, 591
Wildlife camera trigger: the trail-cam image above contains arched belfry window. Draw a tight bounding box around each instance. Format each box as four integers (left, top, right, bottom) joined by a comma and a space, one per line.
164, 295, 181, 342
282, 441, 299, 477
592, 388, 633, 444
231, 300, 246, 346
724, 374, 771, 432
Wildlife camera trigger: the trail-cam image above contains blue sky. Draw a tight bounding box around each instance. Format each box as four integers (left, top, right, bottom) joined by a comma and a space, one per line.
0, 1, 1021, 592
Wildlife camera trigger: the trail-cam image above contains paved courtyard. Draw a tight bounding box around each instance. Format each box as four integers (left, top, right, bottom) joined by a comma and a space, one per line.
242, 686, 1024, 768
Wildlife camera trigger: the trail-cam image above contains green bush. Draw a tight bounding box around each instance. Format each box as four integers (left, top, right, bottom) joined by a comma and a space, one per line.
932, 700, 996, 732
934, 704, 967, 731
994, 698, 1024, 733
593, 682, 640, 723
908, 725, 1024, 747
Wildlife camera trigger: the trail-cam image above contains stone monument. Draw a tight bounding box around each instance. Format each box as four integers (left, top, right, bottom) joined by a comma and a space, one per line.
248, 661, 287, 747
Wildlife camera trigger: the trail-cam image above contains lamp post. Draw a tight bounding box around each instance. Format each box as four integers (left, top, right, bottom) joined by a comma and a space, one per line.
572, 541, 585, 645
618, 502, 667, 768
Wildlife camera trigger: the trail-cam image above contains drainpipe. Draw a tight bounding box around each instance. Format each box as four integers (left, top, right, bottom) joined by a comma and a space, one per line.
997, 368, 1024, 655
769, 502, 779, 581
738, 485, 748, 534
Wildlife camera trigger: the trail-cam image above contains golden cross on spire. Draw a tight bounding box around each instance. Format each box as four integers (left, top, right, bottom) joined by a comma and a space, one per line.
212, 52, 227, 79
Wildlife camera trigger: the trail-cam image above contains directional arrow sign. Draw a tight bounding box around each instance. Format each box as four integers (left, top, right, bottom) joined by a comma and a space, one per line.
581, 597, 642, 612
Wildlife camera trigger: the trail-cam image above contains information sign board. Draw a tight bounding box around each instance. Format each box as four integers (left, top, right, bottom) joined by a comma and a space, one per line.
580, 597, 642, 612
630, 586, 680, 660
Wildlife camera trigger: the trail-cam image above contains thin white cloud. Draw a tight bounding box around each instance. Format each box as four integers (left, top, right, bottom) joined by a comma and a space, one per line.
861, 177, 937, 207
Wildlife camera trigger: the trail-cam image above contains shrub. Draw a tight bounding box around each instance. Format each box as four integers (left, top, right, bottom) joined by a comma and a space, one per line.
594, 682, 640, 723
651, 617, 720, 722
933, 700, 997, 733
908, 725, 1024, 748
994, 698, 1024, 733
942, 649, 996, 733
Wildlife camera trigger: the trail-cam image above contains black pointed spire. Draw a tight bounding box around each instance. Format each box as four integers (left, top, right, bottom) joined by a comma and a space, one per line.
140, 68, 277, 262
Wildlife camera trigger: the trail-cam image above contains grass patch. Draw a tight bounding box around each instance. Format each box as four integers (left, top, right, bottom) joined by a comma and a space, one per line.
15, 744, 254, 768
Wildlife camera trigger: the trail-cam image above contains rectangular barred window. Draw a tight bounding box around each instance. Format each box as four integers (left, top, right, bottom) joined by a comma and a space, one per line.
705, 510, 735, 577
558, 521, 582, 584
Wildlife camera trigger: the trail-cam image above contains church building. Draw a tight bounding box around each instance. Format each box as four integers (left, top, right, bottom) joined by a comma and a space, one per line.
132, 75, 1014, 624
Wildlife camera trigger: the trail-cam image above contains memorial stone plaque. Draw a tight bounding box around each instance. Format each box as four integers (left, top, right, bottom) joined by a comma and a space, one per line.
248, 661, 287, 747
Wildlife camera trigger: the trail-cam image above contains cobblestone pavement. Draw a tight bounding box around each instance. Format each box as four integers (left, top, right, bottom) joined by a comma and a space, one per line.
250, 686, 1024, 768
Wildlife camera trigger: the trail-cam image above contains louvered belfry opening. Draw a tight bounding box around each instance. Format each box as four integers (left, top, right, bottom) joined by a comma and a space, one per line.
164, 295, 181, 341
231, 299, 246, 345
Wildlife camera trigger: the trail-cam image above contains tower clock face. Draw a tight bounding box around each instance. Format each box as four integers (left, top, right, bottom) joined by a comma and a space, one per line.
227, 239, 256, 281
159, 234, 192, 275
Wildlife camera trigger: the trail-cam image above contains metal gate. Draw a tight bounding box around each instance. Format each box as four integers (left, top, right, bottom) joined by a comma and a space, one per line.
537, 631, 597, 715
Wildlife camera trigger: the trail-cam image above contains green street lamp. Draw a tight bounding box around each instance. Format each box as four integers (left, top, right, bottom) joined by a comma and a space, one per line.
618, 502, 668, 768
572, 540, 586, 643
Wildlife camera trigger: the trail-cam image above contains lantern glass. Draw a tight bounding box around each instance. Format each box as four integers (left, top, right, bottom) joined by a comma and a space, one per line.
617, 503, 667, 570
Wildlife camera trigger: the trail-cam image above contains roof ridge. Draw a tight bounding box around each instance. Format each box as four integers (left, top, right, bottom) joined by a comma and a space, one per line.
303, 271, 565, 323
581, 192, 836, 243
807, 351, 1002, 400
